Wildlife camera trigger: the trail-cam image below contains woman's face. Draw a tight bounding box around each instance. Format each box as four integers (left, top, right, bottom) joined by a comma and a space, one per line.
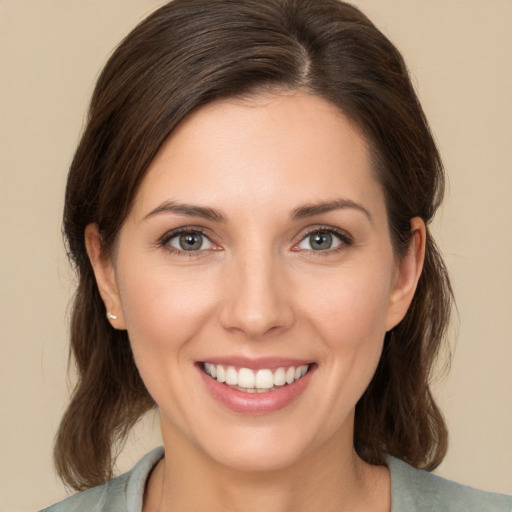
89, 92, 423, 472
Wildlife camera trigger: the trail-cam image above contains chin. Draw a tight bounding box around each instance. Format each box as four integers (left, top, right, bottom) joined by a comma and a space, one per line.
190, 419, 333, 474
209, 441, 309, 473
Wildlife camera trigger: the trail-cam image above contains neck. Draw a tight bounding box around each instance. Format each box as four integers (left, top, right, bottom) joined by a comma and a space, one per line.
144, 425, 390, 512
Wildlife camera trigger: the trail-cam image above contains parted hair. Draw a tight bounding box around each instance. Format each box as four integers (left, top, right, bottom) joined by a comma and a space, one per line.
57, 0, 452, 490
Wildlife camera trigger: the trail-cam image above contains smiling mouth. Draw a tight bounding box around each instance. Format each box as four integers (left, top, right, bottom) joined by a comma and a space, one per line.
201, 362, 312, 393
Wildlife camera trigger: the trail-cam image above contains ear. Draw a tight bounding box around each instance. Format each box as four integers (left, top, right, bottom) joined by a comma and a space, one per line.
85, 223, 126, 330
385, 217, 426, 331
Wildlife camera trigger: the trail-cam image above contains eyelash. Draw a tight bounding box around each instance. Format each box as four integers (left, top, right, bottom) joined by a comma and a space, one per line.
158, 226, 352, 256
159, 226, 215, 257
294, 226, 353, 256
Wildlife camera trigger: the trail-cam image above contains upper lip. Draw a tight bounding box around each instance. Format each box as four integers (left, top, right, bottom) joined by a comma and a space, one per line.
197, 356, 314, 371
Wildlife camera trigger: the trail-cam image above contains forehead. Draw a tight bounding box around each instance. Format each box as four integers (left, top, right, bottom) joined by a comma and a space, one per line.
131, 92, 385, 221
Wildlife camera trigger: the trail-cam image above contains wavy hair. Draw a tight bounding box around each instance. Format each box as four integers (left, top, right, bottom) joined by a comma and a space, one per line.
56, 0, 452, 490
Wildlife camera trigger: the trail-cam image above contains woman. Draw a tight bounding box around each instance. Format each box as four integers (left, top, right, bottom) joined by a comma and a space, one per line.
42, 0, 512, 511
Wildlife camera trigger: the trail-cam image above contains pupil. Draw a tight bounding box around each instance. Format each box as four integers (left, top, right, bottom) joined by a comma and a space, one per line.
180, 233, 202, 251
311, 231, 332, 250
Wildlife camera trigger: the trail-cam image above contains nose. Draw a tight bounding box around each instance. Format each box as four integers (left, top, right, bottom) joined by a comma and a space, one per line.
219, 247, 294, 339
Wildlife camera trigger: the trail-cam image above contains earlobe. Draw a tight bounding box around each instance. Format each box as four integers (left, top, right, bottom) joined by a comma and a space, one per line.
85, 224, 126, 330
385, 217, 426, 331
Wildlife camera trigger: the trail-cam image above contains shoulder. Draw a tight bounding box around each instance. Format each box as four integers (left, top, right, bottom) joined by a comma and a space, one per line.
387, 455, 512, 512
39, 480, 120, 512
39, 446, 164, 512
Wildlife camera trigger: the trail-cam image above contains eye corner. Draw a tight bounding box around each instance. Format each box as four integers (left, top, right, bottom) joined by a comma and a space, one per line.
158, 226, 219, 255
293, 226, 353, 254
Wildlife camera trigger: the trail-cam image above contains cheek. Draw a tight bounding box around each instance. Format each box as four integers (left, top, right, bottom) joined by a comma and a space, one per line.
317, 272, 391, 382
116, 263, 223, 430
302, 265, 393, 347
316, 284, 389, 384
116, 263, 218, 364
301, 263, 392, 390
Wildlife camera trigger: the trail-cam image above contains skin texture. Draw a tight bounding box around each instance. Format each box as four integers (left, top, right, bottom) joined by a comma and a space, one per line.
86, 92, 425, 512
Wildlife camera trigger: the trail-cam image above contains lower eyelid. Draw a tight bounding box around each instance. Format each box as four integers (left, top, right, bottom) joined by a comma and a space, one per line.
159, 227, 351, 255
160, 228, 215, 252
295, 228, 352, 250
171, 234, 213, 251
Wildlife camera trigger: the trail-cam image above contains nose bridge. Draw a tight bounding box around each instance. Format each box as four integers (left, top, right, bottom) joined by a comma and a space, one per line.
220, 242, 293, 338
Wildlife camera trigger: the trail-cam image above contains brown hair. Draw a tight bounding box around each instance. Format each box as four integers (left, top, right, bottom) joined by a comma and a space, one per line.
57, 0, 452, 490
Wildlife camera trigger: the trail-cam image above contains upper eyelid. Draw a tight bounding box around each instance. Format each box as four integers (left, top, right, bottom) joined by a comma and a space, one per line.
160, 226, 212, 242
296, 225, 352, 242
290, 226, 353, 255
158, 224, 352, 251
159, 227, 219, 256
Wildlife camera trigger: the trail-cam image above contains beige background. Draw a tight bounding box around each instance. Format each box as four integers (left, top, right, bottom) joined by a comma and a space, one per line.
0, 1, 511, 511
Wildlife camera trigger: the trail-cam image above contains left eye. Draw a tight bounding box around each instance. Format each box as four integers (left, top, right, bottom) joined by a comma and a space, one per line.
297, 230, 344, 251
167, 231, 214, 252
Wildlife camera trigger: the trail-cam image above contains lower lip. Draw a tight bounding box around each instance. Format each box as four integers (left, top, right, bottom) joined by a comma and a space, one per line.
198, 365, 315, 415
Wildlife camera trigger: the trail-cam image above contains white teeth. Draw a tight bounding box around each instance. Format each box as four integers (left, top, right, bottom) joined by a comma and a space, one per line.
216, 365, 226, 383
273, 367, 286, 386
294, 366, 307, 380
203, 363, 310, 391
285, 367, 295, 384
225, 366, 237, 385
238, 367, 255, 388
204, 363, 217, 378
255, 369, 274, 389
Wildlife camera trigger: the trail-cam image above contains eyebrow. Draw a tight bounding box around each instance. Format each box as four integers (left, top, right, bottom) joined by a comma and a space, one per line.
144, 198, 372, 223
144, 200, 226, 222
290, 199, 372, 223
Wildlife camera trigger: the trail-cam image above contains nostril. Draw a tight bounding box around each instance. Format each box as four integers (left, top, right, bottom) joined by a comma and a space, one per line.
218, 266, 294, 338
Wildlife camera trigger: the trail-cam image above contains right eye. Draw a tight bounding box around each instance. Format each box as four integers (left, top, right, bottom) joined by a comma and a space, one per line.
163, 230, 215, 253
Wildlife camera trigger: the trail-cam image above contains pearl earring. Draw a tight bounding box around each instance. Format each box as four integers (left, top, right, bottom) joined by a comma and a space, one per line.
107, 312, 117, 320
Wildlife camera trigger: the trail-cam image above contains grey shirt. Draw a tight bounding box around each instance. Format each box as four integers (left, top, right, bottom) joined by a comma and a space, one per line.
41, 446, 512, 512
